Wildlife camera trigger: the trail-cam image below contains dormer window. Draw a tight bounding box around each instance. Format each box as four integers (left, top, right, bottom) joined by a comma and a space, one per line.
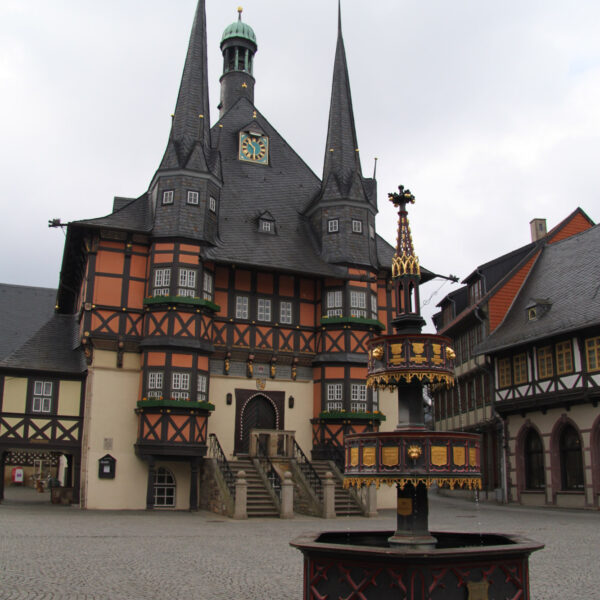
526, 299, 551, 321
328, 219, 339, 233
527, 307, 537, 321
260, 219, 274, 233
468, 279, 482, 304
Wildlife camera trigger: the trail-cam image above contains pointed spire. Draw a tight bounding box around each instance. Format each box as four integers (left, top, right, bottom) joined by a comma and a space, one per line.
322, 0, 362, 181
389, 186, 421, 279
160, 0, 211, 170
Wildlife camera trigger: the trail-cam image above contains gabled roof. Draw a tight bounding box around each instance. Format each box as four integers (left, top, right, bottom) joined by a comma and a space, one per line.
476, 224, 600, 354
72, 193, 152, 233
0, 284, 57, 361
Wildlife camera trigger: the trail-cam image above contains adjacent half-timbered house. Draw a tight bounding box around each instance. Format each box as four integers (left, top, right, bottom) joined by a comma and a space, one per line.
431, 210, 597, 505
475, 224, 600, 508
1, 2, 436, 510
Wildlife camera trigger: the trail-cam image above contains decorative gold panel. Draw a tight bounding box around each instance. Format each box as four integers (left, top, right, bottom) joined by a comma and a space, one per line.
431, 446, 448, 466
362, 447, 376, 467
382, 446, 399, 467
467, 580, 490, 600
411, 342, 427, 364
389, 343, 404, 365
453, 446, 466, 467
431, 343, 442, 365
397, 498, 413, 516
469, 447, 477, 466
350, 447, 359, 467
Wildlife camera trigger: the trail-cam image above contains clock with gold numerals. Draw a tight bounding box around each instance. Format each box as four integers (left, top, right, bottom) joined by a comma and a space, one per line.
239, 131, 269, 165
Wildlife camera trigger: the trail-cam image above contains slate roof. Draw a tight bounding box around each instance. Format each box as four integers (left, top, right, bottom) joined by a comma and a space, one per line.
73, 193, 152, 232
0, 284, 57, 361
475, 224, 600, 354
0, 284, 85, 374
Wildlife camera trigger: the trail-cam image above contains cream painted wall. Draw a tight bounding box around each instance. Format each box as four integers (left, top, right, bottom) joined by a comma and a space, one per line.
57, 380, 81, 416
83, 350, 148, 510
372, 388, 398, 510
2, 377, 27, 413
208, 375, 314, 458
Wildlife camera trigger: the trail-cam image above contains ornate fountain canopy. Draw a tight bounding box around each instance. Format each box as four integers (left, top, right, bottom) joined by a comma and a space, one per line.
389, 186, 420, 279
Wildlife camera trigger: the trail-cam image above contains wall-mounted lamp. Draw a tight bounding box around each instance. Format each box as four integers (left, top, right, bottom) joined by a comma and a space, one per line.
226, 393, 232, 405
288, 396, 294, 409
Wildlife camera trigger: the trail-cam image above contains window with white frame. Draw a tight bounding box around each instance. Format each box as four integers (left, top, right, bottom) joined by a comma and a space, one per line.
197, 374, 208, 402
372, 390, 379, 412
178, 268, 197, 297
162, 190, 174, 205
326, 289, 343, 317
153, 467, 176, 507
171, 372, 190, 401
350, 290, 367, 318
257, 298, 272, 322
153, 268, 171, 296
328, 219, 339, 233
236, 295, 249, 319
370, 294, 378, 319
32, 381, 52, 413
202, 271, 213, 301
147, 372, 163, 400
260, 220, 273, 232
350, 384, 367, 412
280, 300, 292, 325
209, 196, 217, 212
187, 190, 199, 205
326, 383, 343, 411
352, 219, 362, 233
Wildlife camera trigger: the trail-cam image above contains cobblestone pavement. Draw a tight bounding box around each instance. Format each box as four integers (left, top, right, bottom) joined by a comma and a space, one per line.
0, 487, 598, 599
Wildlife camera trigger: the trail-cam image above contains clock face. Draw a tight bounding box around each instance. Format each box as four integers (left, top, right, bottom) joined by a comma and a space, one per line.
239, 132, 269, 164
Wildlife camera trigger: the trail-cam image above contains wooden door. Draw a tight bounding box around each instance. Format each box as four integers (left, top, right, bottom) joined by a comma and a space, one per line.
236, 395, 276, 454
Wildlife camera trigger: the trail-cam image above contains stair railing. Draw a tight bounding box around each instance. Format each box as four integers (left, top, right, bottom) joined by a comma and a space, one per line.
323, 440, 345, 473
292, 439, 322, 499
208, 433, 235, 497
256, 437, 282, 500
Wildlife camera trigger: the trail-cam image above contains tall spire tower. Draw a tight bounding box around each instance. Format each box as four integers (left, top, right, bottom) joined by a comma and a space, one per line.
151, 0, 222, 243
305, 2, 378, 268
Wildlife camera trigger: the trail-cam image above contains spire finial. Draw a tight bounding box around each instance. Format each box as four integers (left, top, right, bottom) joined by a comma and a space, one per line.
238, 6, 243, 21
389, 186, 420, 278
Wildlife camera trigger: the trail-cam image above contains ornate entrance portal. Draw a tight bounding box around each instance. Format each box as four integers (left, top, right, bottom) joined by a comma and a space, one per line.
234, 390, 284, 454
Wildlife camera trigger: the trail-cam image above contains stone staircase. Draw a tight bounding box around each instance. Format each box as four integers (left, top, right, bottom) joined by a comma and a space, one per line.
228, 457, 280, 518
311, 460, 364, 516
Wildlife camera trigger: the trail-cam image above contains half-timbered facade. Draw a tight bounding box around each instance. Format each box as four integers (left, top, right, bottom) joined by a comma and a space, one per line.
0, 2, 425, 510
432, 210, 597, 506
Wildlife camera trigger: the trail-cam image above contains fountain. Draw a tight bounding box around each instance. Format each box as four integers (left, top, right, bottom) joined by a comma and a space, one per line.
291, 187, 542, 599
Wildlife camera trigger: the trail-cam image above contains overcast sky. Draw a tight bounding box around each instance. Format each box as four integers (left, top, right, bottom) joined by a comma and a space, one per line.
1, 1, 599, 327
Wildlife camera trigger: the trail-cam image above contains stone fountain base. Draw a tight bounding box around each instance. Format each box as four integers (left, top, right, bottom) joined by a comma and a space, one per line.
291, 530, 543, 600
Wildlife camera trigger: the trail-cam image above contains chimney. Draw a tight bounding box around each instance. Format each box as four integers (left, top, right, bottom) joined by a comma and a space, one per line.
530, 218, 547, 242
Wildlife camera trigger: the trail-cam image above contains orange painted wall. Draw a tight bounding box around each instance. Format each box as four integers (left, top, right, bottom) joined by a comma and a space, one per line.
300, 303, 314, 327
214, 291, 228, 316
147, 352, 166, 366
325, 366, 345, 379
179, 254, 198, 265
300, 279, 315, 300
153, 253, 174, 263
93, 276, 122, 306
215, 266, 228, 288
350, 367, 367, 379
488, 251, 540, 332
130, 255, 147, 279
235, 270, 251, 291
197, 356, 209, 370
180, 244, 199, 253
95, 250, 124, 275
279, 275, 294, 296
128, 280, 145, 309
172, 354, 193, 368
257, 272, 274, 295
548, 212, 593, 244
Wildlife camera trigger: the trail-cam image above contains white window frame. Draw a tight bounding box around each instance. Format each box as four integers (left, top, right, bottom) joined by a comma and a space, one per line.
280, 301, 292, 325
350, 384, 367, 412
261, 220, 272, 232
209, 196, 217, 212
371, 294, 378, 320
326, 289, 343, 317
153, 268, 171, 296
153, 467, 176, 508
236, 295, 249, 319
202, 271, 213, 301
328, 219, 339, 233
162, 190, 174, 205
352, 219, 362, 233
257, 298, 272, 322
350, 290, 367, 318
187, 190, 199, 205
147, 372, 163, 399
372, 390, 379, 412
32, 381, 52, 413
197, 374, 208, 402
172, 372, 190, 401
178, 268, 197, 297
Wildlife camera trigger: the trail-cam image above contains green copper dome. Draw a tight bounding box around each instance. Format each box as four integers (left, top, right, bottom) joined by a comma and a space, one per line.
221, 8, 256, 45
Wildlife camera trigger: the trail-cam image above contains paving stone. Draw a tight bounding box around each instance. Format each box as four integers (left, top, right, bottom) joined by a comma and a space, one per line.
0, 487, 598, 599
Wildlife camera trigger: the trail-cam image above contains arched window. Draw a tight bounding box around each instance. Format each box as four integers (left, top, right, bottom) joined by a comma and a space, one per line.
524, 429, 545, 490
560, 425, 584, 491
154, 467, 176, 507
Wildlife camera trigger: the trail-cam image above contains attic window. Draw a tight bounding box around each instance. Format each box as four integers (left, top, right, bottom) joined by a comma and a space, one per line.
526, 299, 551, 321
528, 307, 537, 321
260, 219, 274, 234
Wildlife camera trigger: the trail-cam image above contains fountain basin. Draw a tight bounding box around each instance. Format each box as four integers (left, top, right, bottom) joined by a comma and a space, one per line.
291, 530, 543, 599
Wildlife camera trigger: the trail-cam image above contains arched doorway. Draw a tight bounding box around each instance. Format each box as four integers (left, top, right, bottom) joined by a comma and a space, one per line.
524, 429, 545, 490
153, 467, 176, 508
236, 394, 277, 455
